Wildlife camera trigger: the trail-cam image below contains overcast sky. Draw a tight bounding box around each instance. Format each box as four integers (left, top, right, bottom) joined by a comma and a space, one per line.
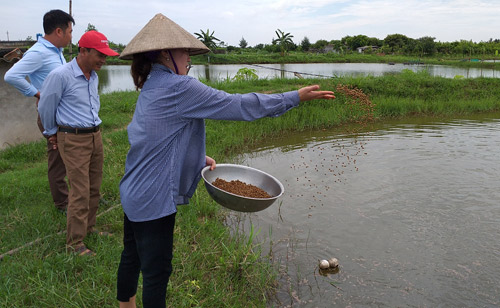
2, 0, 499, 47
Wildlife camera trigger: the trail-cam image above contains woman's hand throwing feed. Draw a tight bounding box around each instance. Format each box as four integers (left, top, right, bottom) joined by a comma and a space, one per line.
298, 85, 335, 102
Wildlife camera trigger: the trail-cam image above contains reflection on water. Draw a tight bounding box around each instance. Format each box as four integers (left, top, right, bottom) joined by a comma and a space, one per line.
97, 65, 134, 94
230, 114, 500, 307
190, 63, 500, 81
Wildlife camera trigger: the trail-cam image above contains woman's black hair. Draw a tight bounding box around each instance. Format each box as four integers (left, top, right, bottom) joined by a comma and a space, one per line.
131, 51, 160, 90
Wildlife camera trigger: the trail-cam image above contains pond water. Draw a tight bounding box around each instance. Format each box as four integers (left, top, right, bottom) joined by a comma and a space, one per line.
227, 114, 500, 307
2, 61, 499, 149
97, 63, 500, 94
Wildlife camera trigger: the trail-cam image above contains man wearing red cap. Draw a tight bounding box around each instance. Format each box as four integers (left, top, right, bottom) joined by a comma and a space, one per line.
38, 30, 119, 256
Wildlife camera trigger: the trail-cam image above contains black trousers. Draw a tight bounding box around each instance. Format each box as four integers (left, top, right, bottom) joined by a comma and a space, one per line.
117, 213, 176, 308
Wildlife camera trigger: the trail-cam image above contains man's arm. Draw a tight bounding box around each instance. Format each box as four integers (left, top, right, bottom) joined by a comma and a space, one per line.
38, 71, 63, 136
4, 51, 44, 97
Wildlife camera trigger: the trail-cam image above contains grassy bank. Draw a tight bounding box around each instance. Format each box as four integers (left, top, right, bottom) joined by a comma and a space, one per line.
1, 72, 500, 307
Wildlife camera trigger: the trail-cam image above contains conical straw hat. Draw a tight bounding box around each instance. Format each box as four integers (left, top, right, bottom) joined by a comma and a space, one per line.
119, 13, 210, 60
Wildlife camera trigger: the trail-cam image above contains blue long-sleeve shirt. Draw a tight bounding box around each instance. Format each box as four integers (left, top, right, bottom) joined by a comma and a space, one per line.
4, 37, 65, 97
120, 64, 300, 222
38, 58, 101, 136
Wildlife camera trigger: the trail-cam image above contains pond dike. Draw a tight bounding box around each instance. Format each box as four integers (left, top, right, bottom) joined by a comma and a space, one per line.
0, 61, 42, 149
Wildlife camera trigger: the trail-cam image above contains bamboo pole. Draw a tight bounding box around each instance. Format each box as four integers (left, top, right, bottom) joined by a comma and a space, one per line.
68, 0, 72, 60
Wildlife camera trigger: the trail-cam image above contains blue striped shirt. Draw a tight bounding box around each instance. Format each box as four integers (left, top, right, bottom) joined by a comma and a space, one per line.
38, 58, 101, 136
4, 37, 66, 97
120, 64, 299, 222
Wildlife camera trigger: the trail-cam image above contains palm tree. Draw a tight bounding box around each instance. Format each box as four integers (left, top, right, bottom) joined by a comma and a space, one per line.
273, 29, 294, 56
194, 29, 221, 52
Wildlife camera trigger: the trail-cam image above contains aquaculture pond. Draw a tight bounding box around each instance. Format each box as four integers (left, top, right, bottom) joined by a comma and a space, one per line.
229, 113, 500, 307
3, 62, 499, 148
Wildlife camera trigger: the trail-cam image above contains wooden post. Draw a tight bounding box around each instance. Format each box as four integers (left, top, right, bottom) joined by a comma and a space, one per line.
68, 0, 73, 60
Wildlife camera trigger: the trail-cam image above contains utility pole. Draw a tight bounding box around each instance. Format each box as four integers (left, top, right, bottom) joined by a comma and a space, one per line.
68, 0, 72, 60
6, 31, 9, 41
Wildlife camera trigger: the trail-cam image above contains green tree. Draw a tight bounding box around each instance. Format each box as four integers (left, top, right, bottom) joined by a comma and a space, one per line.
417, 36, 436, 56
346, 34, 370, 50
455, 40, 475, 58
264, 43, 280, 53
311, 39, 328, 50
194, 29, 221, 52
239, 37, 248, 49
367, 37, 383, 47
300, 36, 311, 51
330, 40, 344, 54
436, 41, 455, 55
273, 29, 294, 56
383, 33, 409, 53
403, 37, 418, 55
86, 23, 97, 32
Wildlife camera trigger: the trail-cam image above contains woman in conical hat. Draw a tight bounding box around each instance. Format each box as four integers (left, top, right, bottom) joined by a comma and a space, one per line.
117, 13, 335, 308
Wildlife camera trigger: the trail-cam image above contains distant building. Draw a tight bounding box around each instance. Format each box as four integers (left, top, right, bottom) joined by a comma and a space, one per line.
213, 48, 227, 54
310, 44, 340, 54
357, 46, 379, 53
323, 44, 339, 53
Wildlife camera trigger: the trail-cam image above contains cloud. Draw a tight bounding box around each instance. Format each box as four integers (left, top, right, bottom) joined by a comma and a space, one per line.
1, 0, 499, 46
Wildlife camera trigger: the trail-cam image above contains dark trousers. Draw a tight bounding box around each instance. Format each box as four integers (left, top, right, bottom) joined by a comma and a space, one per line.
37, 114, 68, 209
117, 213, 176, 308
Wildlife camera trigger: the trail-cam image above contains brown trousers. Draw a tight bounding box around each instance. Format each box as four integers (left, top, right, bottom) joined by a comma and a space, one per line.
37, 115, 69, 209
57, 130, 103, 248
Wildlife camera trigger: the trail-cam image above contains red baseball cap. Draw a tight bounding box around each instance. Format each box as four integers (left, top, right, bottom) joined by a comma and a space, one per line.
78, 30, 120, 56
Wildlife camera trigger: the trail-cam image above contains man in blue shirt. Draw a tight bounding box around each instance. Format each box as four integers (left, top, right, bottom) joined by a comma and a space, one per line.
38, 30, 119, 256
4, 9, 74, 212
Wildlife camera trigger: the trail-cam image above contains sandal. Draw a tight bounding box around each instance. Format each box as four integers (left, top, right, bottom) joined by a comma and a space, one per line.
72, 245, 96, 257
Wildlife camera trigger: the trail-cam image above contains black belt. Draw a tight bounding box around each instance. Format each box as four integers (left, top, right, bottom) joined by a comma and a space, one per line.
58, 126, 100, 134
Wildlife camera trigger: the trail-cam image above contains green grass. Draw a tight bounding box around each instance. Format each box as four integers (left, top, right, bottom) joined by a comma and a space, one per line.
1, 72, 500, 307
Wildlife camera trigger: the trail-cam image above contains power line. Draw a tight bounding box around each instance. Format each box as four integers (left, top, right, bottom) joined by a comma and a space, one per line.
245, 63, 338, 79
